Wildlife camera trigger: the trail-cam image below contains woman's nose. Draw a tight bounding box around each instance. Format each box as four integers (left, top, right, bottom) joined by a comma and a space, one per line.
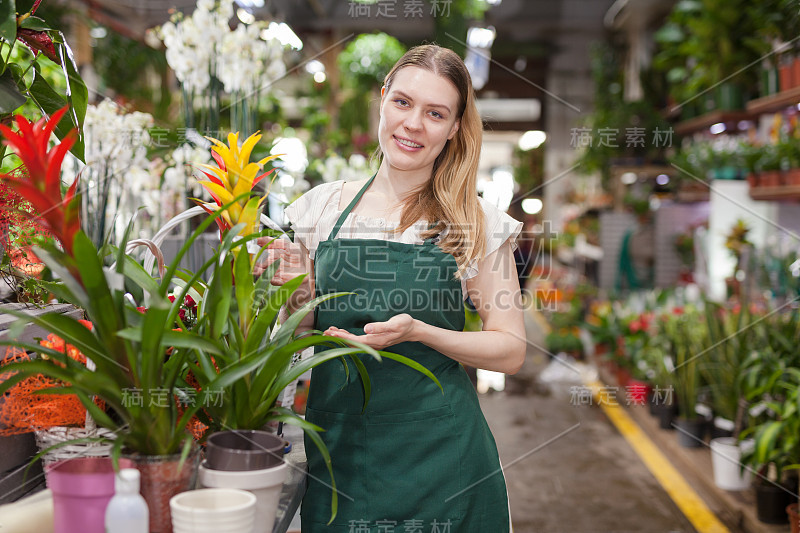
403, 110, 423, 131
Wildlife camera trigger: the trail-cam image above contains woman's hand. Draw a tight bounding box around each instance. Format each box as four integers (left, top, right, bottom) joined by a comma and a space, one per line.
253, 237, 308, 285
254, 236, 314, 315
324, 314, 416, 350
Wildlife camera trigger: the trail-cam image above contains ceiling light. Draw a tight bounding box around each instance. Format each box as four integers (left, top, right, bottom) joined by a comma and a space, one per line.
518, 130, 546, 151
467, 27, 496, 49
621, 172, 637, 185
656, 174, 669, 185
313, 72, 326, 83
521, 198, 543, 215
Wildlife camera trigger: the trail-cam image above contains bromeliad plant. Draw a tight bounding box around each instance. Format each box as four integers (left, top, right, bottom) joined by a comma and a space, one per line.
0, 110, 441, 522
194, 131, 279, 239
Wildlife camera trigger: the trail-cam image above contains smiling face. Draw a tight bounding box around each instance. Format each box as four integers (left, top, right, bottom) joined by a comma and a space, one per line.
378, 66, 461, 177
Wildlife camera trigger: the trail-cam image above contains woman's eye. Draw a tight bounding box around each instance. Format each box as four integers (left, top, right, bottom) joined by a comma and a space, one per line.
394, 99, 408, 106
430, 111, 443, 119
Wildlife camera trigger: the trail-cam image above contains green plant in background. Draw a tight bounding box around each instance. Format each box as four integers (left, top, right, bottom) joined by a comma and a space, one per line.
577, 42, 672, 189
0, 0, 87, 162
653, 0, 769, 113
661, 305, 708, 420
674, 230, 695, 269
91, 24, 171, 121
700, 302, 756, 436
337, 33, 406, 94
334, 33, 405, 154
740, 306, 800, 485
512, 144, 544, 195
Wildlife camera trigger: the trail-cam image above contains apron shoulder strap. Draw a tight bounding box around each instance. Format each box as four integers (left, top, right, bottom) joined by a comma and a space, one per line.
327, 173, 377, 241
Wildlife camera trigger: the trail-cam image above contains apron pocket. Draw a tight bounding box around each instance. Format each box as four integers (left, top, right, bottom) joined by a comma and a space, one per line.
364, 405, 465, 523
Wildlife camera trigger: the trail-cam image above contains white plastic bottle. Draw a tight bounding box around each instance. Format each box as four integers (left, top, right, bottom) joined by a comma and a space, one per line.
105, 468, 149, 533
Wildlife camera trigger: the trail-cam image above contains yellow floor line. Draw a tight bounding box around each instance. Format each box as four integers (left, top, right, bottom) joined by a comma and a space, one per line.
586, 380, 730, 533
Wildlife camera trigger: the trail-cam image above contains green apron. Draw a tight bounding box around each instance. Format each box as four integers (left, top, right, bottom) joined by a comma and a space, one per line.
301, 175, 510, 532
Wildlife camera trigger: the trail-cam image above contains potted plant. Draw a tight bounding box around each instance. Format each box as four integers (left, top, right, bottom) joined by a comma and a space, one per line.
740, 306, 800, 524
662, 305, 708, 447
756, 144, 782, 187
701, 301, 757, 491
0, 113, 440, 529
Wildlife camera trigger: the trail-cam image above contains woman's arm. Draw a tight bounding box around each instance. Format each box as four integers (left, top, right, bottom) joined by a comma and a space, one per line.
324, 241, 527, 374
417, 241, 526, 373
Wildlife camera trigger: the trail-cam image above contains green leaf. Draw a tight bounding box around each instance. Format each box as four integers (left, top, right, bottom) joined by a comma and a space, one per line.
244, 273, 303, 355
270, 406, 338, 523
0, 69, 26, 113
375, 351, 443, 393
754, 421, 782, 465
120, 254, 160, 296
234, 246, 254, 336
19, 16, 51, 31
0, 0, 15, 43
207, 255, 233, 338
56, 37, 87, 149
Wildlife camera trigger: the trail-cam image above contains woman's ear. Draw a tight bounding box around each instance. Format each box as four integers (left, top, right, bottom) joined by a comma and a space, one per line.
448, 119, 460, 140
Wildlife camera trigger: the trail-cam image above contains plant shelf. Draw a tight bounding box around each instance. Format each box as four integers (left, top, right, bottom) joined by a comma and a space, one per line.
746, 86, 800, 115
748, 184, 800, 201
674, 110, 754, 136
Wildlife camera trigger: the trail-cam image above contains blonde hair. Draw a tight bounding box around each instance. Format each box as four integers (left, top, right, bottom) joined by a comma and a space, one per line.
382, 44, 486, 279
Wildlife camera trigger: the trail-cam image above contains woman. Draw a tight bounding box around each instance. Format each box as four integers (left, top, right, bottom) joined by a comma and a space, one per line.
262, 44, 525, 532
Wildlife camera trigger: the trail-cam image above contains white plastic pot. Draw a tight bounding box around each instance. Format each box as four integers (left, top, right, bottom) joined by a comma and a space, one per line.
710, 437, 754, 491
170, 488, 256, 533
199, 460, 288, 533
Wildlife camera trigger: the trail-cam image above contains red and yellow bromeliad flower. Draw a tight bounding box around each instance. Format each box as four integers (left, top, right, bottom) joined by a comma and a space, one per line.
195, 131, 279, 238
0, 107, 80, 256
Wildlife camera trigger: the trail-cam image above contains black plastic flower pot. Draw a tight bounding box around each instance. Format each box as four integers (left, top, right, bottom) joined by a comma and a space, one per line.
652, 401, 678, 430
755, 482, 794, 524
675, 417, 706, 447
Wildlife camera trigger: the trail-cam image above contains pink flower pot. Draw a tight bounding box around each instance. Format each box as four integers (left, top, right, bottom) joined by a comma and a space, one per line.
46, 457, 134, 533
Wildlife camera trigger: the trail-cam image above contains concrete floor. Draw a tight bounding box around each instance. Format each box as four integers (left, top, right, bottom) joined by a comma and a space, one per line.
478, 311, 699, 533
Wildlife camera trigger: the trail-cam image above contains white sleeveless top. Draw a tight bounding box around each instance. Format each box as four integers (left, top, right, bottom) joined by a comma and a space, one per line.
283, 180, 523, 298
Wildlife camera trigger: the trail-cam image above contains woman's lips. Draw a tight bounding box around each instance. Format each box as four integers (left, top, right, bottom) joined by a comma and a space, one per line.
393, 135, 423, 151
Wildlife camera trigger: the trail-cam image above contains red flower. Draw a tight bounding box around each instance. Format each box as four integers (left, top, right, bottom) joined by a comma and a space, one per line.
0, 107, 80, 256
168, 295, 176, 303
178, 308, 186, 322
184, 295, 196, 308
672, 307, 684, 316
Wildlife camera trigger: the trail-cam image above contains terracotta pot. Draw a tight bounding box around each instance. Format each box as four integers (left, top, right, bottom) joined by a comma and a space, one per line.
746, 173, 759, 188
793, 57, 800, 89
760, 170, 782, 187
784, 168, 800, 186
787, 503, 800, 533
614, 365, 632, 389
780, 63, 794, 91
124, 446, 201, 533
